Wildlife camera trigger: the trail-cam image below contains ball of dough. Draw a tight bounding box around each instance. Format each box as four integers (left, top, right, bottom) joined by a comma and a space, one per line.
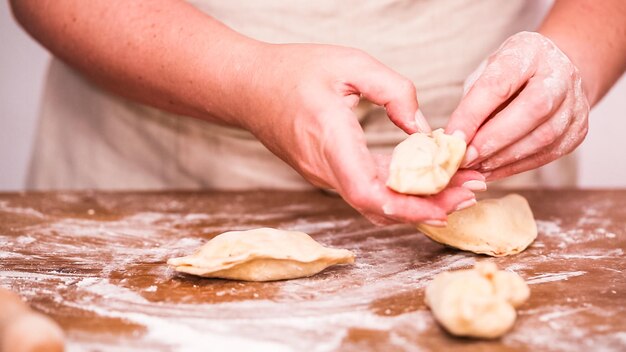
425, 262, 530, 339
417, 194, 537, 256
2, 313, 65, 352
167, 228, 355, 281
386, 129, 466, 195
0, 288, 30, 323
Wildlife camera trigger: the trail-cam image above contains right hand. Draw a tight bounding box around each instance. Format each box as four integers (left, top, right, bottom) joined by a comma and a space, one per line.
233, 43, 482, 225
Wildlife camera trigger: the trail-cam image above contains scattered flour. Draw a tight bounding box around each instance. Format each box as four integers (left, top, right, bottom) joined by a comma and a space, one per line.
0, 200, 46, 219
1, 196, 624, 351
526, 271, 587, 285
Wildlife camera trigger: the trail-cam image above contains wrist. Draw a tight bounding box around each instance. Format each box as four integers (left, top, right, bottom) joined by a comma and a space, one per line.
195, 31, 269, 129
537, 29, 600, 105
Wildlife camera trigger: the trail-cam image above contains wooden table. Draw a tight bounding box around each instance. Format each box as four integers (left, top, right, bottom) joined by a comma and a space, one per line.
0, 190, 624, 351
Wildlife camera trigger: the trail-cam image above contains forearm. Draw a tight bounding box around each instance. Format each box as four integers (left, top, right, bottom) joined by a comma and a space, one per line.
538, 0, 626, 106
10, 0, 262, 126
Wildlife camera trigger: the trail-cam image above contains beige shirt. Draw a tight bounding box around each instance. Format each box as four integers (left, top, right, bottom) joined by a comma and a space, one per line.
27, 0, 574, 190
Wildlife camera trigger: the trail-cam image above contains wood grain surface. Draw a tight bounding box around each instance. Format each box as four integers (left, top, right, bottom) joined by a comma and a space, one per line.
0, 190, 624, 351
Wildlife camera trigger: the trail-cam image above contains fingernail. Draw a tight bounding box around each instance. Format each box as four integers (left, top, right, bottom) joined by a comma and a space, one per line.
423, 220, 448, 227
405, 120, 418, 132
451, 130, 467, 142
462, 146, 478, 167
462, 180, 487, 191
455, 198, 477, 211
414, 110, 432, 133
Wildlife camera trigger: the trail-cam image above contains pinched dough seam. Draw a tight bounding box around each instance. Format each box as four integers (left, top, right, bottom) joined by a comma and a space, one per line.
169, 252, 352, 273
415, 230, 528, 257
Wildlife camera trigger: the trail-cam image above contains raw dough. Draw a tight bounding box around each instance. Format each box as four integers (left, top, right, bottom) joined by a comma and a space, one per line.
167, 228, 355, 281
0, 288, 64, 352
386, 128, 466, 195
417, 194, 537, 256
3, 314, 65, 352
425, 262, 530, 339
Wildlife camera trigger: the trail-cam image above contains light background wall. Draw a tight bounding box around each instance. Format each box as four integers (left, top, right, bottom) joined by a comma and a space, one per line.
0, 1, 624, 190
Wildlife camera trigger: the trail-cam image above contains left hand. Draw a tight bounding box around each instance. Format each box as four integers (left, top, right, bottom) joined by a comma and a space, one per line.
445, 31, 590, 181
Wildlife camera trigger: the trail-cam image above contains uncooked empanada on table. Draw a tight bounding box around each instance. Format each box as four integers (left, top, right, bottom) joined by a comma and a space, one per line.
417, 194, 537, 256
167, 228, 355, 281
425, 262, 530, 339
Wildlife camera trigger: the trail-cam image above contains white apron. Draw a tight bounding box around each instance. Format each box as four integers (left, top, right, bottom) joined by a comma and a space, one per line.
27, 0, 574, 190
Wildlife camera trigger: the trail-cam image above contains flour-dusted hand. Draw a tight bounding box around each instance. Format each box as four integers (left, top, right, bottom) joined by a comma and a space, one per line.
239, 44, 480, 225
446, 31, 590, 181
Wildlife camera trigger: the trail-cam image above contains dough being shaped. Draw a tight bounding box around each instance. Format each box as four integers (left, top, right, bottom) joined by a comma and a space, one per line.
417, 194, 537, 256
386, 128, 466, 195
425, 262, 530, 339
167, 228, 355, 281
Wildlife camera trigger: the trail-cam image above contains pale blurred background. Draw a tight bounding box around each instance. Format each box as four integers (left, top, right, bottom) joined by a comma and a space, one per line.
1, 1, 624, 191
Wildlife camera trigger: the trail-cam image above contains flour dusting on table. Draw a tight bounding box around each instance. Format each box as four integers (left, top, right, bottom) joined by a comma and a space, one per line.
1, 191, 625, 351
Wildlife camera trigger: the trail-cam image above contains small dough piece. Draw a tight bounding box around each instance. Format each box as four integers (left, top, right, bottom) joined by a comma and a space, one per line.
0, 288, 65, 352
167, 228, 355, 281
387, 129, 466, 195
3, 313, 65, 352
425, 262, 530, 339
417, 194, 537, 256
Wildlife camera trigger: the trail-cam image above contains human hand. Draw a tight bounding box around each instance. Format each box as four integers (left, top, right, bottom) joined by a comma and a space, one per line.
237, 43, 482, 225
446, 31, 590, 181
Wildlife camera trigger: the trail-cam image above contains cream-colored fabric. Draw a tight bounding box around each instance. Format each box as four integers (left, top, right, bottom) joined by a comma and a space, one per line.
27, 0, 569, 190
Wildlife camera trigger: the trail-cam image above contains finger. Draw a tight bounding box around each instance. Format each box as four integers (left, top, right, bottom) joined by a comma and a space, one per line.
483, 125, 587, 181
463, 77, 567, 168
483, 151, 557, 182
342, 93, 361, 109
478, 107, 573, 172
377, 187, 450, 224
371, 153, 391, 180
363, 212, 396, 227
348, 171, 453, 224
350, 65, 430, 134
376, 172, 476, 222
427, 187, 477, 214
463, 59, 487, 96
449, 170, 487, 191
414, 109, 432, 134
445, 54, 536, 145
